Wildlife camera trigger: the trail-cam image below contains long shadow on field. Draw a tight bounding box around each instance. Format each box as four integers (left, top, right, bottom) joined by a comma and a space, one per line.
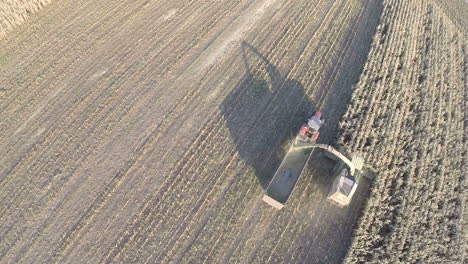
220, 42, 315, 189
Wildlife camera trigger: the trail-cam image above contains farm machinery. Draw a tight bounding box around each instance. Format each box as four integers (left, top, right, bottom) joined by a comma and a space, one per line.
262, 112, 373, 209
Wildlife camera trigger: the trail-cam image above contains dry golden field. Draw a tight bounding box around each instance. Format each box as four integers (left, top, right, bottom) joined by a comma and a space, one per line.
0, 0, 466, 263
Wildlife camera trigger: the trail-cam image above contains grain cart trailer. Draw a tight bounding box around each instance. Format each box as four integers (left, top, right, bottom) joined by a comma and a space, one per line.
262, 112, 323, 209
262, 140, 315, 209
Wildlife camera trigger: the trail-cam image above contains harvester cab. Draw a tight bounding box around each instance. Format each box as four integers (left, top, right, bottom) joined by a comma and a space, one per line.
326, 153, 366, 207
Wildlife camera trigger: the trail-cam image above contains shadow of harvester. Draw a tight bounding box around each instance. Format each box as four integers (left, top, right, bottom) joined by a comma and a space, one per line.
220, 42, 316, 189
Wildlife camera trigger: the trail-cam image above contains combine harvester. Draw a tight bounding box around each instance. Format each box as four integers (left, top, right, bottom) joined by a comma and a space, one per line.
262, 112, 374, 209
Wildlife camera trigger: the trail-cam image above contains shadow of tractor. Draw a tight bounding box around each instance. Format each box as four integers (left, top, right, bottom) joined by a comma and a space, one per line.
220, 41, 316, 189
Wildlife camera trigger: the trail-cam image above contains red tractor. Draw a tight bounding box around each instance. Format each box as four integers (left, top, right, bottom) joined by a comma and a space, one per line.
298, 112, 323, 143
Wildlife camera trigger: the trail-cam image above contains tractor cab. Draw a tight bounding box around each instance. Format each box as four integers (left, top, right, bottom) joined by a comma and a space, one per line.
298, 112, 323, 143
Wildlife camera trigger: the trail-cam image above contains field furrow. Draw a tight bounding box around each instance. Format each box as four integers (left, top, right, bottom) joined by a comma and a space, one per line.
1, 0, 465, 263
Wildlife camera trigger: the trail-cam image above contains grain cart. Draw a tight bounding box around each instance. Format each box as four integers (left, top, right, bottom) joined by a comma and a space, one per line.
262, 113, 373, 209
261, 112, 323, 209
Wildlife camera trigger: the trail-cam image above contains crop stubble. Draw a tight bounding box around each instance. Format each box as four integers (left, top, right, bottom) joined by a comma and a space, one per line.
1, 0, 383, 263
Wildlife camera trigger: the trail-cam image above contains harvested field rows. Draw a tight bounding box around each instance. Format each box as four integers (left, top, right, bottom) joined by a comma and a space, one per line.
338, 0, 467, 263
0, 0, 384, 263
0, 0, 52, 39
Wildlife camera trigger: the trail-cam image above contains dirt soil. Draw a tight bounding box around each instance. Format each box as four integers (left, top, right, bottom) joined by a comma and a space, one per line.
0, 0, 382, 263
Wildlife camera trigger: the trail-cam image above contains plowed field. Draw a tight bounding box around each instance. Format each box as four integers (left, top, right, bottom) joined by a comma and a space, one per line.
1, 0, 382, 263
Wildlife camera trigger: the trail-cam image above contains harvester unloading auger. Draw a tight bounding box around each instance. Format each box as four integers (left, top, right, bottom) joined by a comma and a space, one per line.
262, 112, 374, 209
